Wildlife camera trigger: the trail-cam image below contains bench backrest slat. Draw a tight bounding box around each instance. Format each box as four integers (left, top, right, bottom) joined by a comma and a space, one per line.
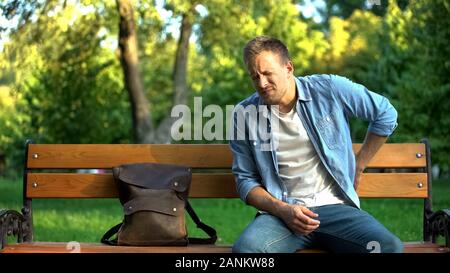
25, 143, 428, 199
27, 144, 426, 169
26, 172, 428, 199
27, 144, 233, 169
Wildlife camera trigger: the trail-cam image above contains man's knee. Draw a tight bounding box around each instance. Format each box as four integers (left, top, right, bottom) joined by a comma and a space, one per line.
380, 234, 403, 253
369, 232, 403, 253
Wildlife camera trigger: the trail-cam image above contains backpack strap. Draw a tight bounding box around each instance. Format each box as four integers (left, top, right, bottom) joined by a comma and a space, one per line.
185, 201, 217, 244
101, 222, 121, 246
101, 201, 217, 245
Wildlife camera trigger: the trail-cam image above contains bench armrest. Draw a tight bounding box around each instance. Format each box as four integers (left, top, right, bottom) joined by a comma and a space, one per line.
427, 209, 450, 248
0, 209, 27, 249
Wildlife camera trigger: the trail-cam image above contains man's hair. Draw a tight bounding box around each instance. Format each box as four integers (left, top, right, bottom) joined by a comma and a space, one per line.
243, 36, 291, 67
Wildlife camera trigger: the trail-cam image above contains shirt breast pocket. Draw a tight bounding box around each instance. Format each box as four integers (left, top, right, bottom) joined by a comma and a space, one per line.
317, 112, 342, 150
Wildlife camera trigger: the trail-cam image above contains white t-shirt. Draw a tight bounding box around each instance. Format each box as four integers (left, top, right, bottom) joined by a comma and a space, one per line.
271, 105, 345, 207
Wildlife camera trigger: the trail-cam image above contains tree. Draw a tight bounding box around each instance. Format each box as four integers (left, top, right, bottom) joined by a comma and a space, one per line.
386, 0, 450, 172
2, 0, 448, 175
116, 0, 200, 143
313, 0, 388, 28
1, 1, 131, 173
117, 0, 153, 143
152, 0, 199, 143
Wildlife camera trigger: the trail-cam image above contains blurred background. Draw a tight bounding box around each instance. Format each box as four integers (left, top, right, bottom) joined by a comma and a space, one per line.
0, 0, 449, 244
1, 0, 449, 177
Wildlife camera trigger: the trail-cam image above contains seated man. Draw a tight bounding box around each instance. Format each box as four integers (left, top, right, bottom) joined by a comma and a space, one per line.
229, 36, 403, 253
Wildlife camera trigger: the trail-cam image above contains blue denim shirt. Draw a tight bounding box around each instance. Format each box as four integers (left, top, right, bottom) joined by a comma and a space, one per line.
229, 74, 398, 209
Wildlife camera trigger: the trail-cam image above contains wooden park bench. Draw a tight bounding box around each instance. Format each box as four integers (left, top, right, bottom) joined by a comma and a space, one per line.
1, 139, 449, 253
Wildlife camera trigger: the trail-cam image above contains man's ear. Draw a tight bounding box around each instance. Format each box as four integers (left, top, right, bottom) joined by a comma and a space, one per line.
286, 61, 294, 75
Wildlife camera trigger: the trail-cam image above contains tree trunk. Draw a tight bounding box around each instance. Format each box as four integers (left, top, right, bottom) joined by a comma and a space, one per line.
173, 9, 194, 107
154, 8, 195, 143
116, 0, 153, 143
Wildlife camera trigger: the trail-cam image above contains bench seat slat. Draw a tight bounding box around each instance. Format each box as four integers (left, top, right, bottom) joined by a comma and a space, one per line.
27, 144, 426, 169
2, 242, 448, 253
26, 173, 428, 198
1, 242, 232, 253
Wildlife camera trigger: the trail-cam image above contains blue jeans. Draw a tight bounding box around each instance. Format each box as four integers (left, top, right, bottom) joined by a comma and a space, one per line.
232, 204, 403, 253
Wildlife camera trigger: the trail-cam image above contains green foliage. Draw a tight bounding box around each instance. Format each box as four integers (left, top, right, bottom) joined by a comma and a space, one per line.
374, 1, 450, 171
1, 1, 132, 174
0, 0, 449, 175
141, 38, 178, 124
0, 86, 24, 176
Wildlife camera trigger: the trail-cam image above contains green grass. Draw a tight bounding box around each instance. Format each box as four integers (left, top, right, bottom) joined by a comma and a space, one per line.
1, 177, 449, 245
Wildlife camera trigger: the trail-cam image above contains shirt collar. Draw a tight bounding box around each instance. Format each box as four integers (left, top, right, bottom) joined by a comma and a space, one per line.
294, 77, 312, 102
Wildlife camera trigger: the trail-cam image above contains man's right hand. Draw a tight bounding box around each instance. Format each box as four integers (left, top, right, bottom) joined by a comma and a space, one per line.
246, 187, 320, 235
278, 204, 320, 235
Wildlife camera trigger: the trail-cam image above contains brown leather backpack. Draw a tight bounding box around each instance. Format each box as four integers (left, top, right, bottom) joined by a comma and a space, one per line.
101, 163, 217, 246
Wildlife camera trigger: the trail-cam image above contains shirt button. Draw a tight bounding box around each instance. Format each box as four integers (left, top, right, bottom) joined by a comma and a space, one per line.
326, 117, 331, 122
283, 192, 287, 196
253, 141, 257, 146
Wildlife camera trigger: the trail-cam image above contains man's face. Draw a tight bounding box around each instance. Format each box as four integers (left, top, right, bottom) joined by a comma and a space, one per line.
247, 50, 293, 105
